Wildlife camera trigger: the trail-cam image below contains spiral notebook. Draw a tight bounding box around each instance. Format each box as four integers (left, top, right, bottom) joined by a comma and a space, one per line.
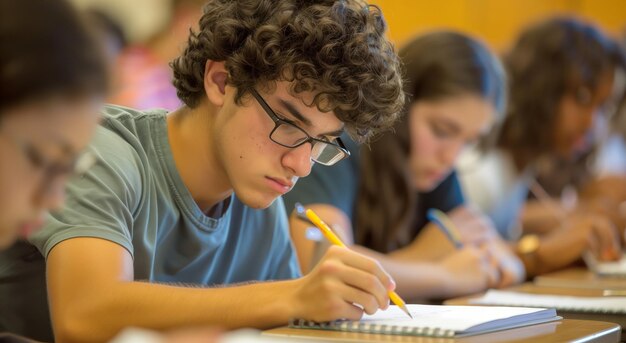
471, 290, 626, 314
289, 304, 559, 338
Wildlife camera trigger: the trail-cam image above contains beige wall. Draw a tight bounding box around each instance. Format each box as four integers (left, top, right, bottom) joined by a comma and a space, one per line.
370, 0, 626, 51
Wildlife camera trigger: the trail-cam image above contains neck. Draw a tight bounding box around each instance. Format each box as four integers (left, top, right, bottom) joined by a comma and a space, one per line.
167, 103, 232, 212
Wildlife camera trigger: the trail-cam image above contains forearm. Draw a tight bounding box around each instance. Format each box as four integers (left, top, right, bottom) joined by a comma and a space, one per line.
52, 279, 298, 343
352, 246, 451, 300
386, 224, 455, 262
387, 241, 446, 262
521, 200, 562, 235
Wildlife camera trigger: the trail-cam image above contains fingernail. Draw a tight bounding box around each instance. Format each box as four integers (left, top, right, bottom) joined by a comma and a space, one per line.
389, 278, 396, 290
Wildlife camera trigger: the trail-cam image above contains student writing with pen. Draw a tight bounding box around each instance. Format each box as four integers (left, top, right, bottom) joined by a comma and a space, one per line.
284, 31, 526, 303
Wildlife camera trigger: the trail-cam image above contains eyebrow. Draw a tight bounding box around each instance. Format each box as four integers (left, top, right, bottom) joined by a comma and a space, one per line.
278, 98, 345, 137
46, 134, 80, 159
278, 98, 312, 126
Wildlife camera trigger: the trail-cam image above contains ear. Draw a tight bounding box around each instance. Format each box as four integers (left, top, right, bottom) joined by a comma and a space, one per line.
203, 60, 228, 107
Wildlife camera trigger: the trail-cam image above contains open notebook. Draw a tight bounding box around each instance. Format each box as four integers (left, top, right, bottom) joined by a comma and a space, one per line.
471, 290, 626, 314
289, 304, 559, 338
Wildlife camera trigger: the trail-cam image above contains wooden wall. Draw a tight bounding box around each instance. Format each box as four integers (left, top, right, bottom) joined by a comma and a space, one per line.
370, 0, 626, 51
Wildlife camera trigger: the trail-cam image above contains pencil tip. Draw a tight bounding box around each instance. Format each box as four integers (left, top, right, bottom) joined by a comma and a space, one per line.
401, 305, 413, 319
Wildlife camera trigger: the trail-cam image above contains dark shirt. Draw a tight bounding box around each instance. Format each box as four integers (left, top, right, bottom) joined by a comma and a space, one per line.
282, 134, 464, 248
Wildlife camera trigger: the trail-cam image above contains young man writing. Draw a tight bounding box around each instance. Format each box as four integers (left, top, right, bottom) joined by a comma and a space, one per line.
0, 0, 405, 341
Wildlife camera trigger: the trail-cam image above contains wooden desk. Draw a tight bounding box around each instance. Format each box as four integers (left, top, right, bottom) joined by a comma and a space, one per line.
534, 268, 626, 290
264, 319, 620, 342
445, 268, 626, 331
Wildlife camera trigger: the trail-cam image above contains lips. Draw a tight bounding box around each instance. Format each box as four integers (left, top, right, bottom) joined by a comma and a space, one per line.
266, 176, 293, 194
424, 169, 445, 181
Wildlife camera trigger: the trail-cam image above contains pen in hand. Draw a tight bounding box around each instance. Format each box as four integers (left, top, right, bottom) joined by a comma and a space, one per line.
295, 202, 413, 319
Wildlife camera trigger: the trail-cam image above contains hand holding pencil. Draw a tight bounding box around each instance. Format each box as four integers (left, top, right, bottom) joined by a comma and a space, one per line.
294, 203, 413, 319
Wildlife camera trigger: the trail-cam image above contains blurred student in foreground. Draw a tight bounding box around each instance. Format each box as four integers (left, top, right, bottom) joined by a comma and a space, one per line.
0, 0, 104, 340
0, 0, 219, 342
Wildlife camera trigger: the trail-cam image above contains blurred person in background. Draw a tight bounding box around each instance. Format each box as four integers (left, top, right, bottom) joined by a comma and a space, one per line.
459, 17, 625, 277
84, 8, 128, 69
284, 31, 526, 302
108, 0, 205, 110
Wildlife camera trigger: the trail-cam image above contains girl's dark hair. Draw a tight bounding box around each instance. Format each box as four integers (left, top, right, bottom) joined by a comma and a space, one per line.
0, 0, 108, 114
498, 17, 625, 170
354, 31, 506, 252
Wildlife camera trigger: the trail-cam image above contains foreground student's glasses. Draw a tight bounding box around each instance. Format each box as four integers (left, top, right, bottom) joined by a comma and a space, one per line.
250, 88, 350, 166
5, 132, 96, 192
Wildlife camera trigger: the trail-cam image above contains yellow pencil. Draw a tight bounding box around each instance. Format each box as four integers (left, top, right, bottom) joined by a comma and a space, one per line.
305, 208, 413, 319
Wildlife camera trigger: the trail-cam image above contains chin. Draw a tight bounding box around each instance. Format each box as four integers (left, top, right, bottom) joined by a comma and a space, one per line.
417, 182, 438, 193
237, 191, 278, 210
411, 176, 436, 193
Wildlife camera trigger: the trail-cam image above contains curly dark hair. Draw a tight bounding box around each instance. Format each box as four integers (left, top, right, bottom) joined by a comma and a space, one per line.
170, 0, 404, 141
0, 0, 108, 114
354, 31, 506, 252
498, 17, 625, 170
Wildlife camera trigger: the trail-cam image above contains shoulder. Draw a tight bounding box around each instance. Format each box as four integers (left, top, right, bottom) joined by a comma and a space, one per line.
91, 105, 167, 180
100, 104, 165, 135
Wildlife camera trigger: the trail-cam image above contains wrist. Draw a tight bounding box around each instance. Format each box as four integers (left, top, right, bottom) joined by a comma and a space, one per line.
437, 263, 463, 299
516, 234, 541, 277
278, 278, 305, 321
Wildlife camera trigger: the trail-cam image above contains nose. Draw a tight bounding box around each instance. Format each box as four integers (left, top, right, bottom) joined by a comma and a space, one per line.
282, 143, 314, 177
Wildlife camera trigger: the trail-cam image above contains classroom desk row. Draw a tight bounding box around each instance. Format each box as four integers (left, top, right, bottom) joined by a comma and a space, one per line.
264, 320, 620, 342
445, 268, 626, 331
264, 267, 624, 342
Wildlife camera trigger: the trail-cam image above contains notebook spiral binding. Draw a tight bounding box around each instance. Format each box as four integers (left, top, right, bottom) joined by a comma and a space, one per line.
289, 318, 457, 337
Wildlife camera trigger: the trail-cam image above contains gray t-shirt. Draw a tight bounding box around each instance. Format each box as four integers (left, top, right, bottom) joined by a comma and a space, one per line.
0, 105, 300, 340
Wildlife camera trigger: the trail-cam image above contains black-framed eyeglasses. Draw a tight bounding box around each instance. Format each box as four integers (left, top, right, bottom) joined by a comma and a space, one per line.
2, 131, 96, 192
250, 88, 350, 166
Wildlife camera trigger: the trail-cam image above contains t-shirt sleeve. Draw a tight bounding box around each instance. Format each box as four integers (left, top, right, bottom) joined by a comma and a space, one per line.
266, 197, 302, 279
29, 126, 142, 258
